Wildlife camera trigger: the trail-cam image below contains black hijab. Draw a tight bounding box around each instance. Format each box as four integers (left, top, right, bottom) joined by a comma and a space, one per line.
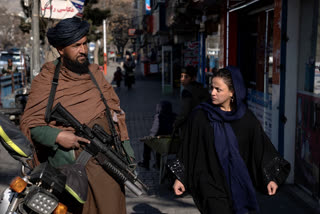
198, 66, 259, 214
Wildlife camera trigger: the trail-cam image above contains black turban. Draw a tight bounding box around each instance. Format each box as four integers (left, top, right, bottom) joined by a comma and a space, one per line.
47, 17, 90, 48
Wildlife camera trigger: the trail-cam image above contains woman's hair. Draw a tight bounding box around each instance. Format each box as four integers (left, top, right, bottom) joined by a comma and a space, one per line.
212, 68, 234, 92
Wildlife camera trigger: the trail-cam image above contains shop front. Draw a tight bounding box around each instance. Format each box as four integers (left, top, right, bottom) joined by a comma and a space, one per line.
225, 0, 280, 146
294, 0, 320, 198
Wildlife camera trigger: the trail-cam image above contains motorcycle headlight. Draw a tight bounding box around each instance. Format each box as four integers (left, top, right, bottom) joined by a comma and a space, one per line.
25, 188, 58, 214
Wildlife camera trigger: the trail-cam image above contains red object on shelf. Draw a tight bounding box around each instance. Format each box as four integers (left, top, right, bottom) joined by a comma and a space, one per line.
144, 63, 150, 76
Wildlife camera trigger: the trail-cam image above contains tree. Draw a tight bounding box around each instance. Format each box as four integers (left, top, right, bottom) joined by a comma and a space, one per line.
80, 0, 136, 62
0, 6, 29, 50
107, 0, 136, 57
83, 1, 111, 42
19, 0, 47, 45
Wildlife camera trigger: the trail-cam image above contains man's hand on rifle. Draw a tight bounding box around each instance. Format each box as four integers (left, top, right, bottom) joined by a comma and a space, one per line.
56, 131, 90, 149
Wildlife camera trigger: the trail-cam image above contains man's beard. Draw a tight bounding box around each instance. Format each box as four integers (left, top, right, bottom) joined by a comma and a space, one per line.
63, 54, 90, 75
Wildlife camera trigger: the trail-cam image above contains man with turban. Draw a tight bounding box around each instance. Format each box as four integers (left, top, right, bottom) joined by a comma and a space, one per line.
20, 17, 134, 214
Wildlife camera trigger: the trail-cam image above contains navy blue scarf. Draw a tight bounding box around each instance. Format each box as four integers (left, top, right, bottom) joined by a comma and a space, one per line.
198, 66, 259, 214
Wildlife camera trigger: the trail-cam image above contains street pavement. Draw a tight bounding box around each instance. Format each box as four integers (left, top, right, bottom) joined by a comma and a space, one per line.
0, 61, 319, 213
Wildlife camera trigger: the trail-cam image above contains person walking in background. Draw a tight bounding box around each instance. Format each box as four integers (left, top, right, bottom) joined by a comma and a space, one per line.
138, 100, 176, 170
113, 66, 123, 88
171, 67, 290, 214
173, 65, 210, 139
123, 54, 136, 89
20, 17, 134, 214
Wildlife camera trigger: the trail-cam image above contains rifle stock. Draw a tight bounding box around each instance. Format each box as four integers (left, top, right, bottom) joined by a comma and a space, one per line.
51, 103, 148, 196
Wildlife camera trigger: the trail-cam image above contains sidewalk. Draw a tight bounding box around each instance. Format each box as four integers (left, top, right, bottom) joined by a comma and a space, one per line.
110, 62, 320, 214
111, 63, 199, 213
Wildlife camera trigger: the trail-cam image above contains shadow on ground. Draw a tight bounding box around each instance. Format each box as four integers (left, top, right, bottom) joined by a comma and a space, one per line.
132, 203, 163, 214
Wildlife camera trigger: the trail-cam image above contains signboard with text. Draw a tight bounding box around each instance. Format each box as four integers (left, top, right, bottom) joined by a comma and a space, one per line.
183, 41, 199, 67
247, 88, 272, 139
41, 0, 78, 19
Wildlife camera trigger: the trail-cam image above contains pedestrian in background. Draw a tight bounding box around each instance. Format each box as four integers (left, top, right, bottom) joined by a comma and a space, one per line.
123, 54, 136, 89
139, 100, 176, 170
113, 66, 123, 88
171, 67, 290, 214
173, 65, 210, 139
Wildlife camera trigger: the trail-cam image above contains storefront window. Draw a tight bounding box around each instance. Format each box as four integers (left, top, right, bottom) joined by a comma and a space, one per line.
294, 0, 320, 198
205, 24, 222, 86
238, 8, 274, 139
206, 33, 221, 73
314, 5, 320, 94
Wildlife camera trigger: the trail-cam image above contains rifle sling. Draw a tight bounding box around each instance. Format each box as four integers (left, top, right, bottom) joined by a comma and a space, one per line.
45, 63, 120, 166
87, 71, 119, 140
45, 63, 119, 140
45, 60, 61, 123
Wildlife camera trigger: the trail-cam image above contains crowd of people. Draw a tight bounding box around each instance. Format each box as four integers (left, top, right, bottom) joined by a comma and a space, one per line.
0, 16, 291, 214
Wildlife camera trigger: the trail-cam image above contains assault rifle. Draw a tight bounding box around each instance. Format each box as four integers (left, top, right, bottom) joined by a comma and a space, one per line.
50, 102, 148, 196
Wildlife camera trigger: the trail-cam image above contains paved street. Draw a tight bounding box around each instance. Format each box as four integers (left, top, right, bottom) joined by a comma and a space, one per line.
0, 61, 319, 213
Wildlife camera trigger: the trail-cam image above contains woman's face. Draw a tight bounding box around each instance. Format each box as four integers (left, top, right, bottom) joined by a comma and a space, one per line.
211, 77, 234, 111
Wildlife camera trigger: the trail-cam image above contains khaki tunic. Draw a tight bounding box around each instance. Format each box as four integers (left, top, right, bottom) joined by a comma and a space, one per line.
20, 61, 129, 214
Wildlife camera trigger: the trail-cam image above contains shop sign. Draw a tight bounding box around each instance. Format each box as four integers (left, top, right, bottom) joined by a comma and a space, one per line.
41, 0, 78, 19
146, 0, 151, 15
128, 29, 136, 36
183, 41, 199, 67
247, 88, 272, 139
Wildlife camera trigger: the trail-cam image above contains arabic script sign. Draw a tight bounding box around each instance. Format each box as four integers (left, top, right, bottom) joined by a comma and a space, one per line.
41, 0, 78, 19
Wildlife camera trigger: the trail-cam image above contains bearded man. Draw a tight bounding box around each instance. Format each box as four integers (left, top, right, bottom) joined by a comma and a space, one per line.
20, 17, 134, 214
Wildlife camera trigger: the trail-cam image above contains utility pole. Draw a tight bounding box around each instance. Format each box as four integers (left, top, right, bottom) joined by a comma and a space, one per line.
102, 0, 108, 76
31, 0, 40, 82
103, 19, 107, 75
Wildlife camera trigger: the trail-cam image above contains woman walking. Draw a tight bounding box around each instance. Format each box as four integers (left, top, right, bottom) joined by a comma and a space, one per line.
172, 66, 290, 214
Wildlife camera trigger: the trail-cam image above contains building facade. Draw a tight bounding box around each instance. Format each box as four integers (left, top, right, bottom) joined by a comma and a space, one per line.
137, 0, 320, 199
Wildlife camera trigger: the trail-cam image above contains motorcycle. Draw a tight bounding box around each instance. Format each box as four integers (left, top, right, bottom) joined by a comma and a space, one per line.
0, 113, 68, 214
0, 163, 68, 214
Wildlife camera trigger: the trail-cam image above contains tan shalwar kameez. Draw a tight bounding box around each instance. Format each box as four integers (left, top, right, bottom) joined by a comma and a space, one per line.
20, 61, 128, 214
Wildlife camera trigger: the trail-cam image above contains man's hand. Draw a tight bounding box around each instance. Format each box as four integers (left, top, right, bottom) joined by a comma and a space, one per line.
267, 181, 278, 195
56, 131, 90, 149
173, 179, 185, 195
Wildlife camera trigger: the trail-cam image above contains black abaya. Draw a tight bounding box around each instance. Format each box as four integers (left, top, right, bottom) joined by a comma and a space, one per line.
178, 109, 290, 214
